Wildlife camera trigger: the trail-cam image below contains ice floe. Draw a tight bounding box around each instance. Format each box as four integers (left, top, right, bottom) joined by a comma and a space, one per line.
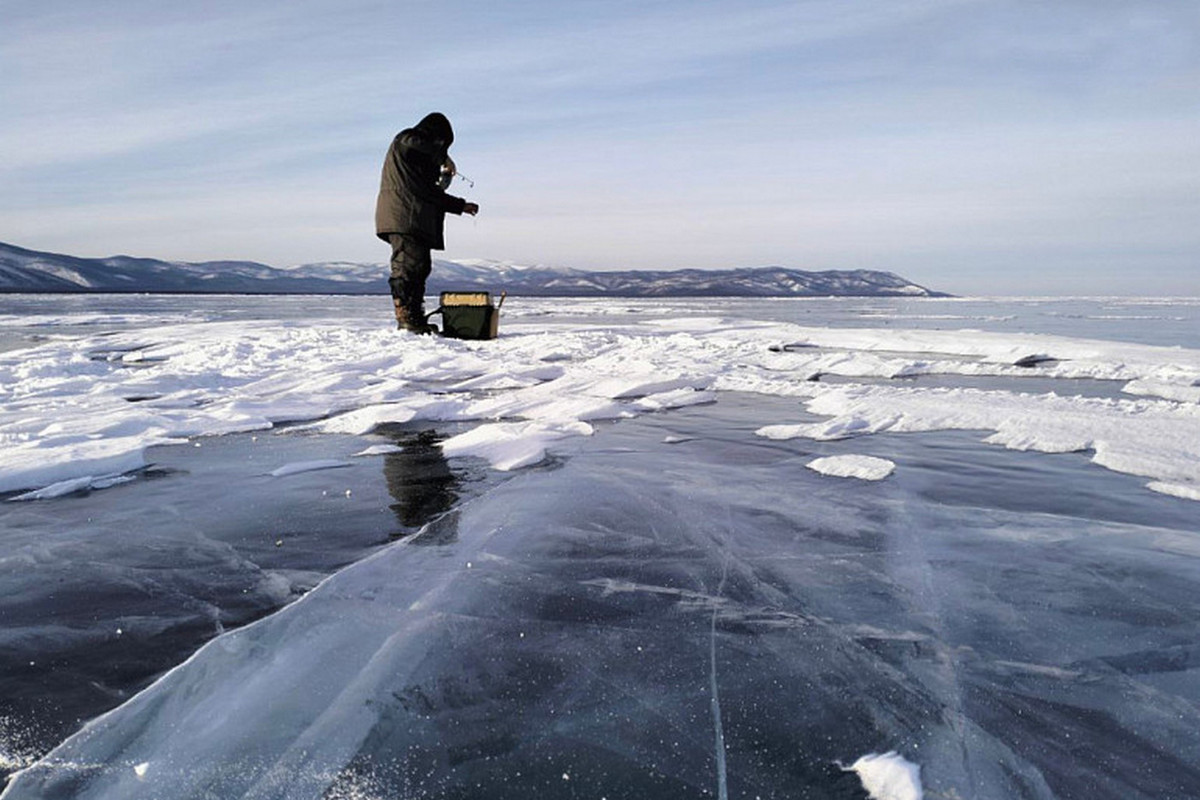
806, 454, 896, 481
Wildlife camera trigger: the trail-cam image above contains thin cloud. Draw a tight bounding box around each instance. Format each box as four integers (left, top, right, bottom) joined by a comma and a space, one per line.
1, 0, 1197, 294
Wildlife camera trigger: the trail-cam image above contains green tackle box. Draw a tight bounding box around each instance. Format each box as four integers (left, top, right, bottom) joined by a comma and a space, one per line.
435, 291, 504, 340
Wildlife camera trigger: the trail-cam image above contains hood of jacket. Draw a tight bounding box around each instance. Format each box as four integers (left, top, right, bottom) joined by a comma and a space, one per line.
415, 112, 453, 148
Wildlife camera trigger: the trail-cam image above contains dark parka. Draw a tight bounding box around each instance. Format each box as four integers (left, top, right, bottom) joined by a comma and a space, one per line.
375, 113, 467, 251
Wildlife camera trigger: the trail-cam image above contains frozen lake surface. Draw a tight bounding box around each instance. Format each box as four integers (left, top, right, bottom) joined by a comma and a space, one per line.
1, 294, 1198, 799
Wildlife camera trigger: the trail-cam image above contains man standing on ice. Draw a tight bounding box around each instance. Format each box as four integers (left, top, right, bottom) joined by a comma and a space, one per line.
375, 112, 479, 334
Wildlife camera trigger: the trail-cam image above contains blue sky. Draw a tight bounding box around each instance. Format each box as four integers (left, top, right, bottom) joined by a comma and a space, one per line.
2, 0, 1197, 295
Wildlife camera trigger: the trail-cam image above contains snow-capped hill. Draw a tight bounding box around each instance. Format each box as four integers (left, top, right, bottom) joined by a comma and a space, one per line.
420, 261, 944, 297
278, 261, 383, 283
0, 241, 945, 297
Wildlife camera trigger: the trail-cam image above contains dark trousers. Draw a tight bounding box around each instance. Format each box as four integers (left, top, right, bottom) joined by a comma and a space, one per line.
387, 234, 432, 315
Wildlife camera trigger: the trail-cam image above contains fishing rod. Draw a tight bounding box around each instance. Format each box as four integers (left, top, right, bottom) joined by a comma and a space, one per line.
438, 158, 475, 190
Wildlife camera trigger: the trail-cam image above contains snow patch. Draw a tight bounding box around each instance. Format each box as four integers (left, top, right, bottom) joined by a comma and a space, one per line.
1146, 481, 1200, 501
0, 441, 160, 496
757, 384, 1200, 499
351, 444, 404, 457
314, 397, 474, 435
843, 751, 923, 800
1, 303, 1197, 500
8, 472, 136, 501
440, 421, 594, 470
1123, 377, 1200, 404
268, 460, 354, 478
631, 388, 716, 411
806, 455, 895, 481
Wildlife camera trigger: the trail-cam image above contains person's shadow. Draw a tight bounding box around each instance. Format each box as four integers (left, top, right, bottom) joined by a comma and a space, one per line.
382, 428, 461, 541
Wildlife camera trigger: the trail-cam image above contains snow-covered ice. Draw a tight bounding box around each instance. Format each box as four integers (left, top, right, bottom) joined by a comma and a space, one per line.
2, 294, 1199, 800
1, 296, 1197, 499
439, 419, 594, 471
1147, 480, 1200, 502
759, 383, 1199, 498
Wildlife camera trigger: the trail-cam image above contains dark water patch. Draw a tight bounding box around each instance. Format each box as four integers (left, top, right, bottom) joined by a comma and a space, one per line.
378, 427, 461, 530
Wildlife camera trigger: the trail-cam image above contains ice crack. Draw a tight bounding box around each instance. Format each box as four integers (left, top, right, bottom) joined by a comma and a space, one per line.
710, 557, 730, 800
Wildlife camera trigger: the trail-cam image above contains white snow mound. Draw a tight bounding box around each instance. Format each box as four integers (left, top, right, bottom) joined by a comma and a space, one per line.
806, 455, 896, 481
440, 421, 594, 471
844, 751, 923, 800
1146, 481, 1200, 501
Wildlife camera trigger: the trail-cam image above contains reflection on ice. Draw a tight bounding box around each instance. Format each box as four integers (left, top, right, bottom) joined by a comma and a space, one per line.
381, 429, 459, 531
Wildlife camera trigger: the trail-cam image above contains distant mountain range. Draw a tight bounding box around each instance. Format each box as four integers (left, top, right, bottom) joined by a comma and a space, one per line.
0, 241, 945, 297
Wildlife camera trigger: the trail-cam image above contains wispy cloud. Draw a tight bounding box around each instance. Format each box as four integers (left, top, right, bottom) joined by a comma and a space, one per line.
2, 0, 1197, 294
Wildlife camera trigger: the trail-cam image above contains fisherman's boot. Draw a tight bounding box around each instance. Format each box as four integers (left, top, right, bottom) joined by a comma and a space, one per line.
394, 298, 438, 335
392, 297, 411, 330
409, 303, 439, 335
